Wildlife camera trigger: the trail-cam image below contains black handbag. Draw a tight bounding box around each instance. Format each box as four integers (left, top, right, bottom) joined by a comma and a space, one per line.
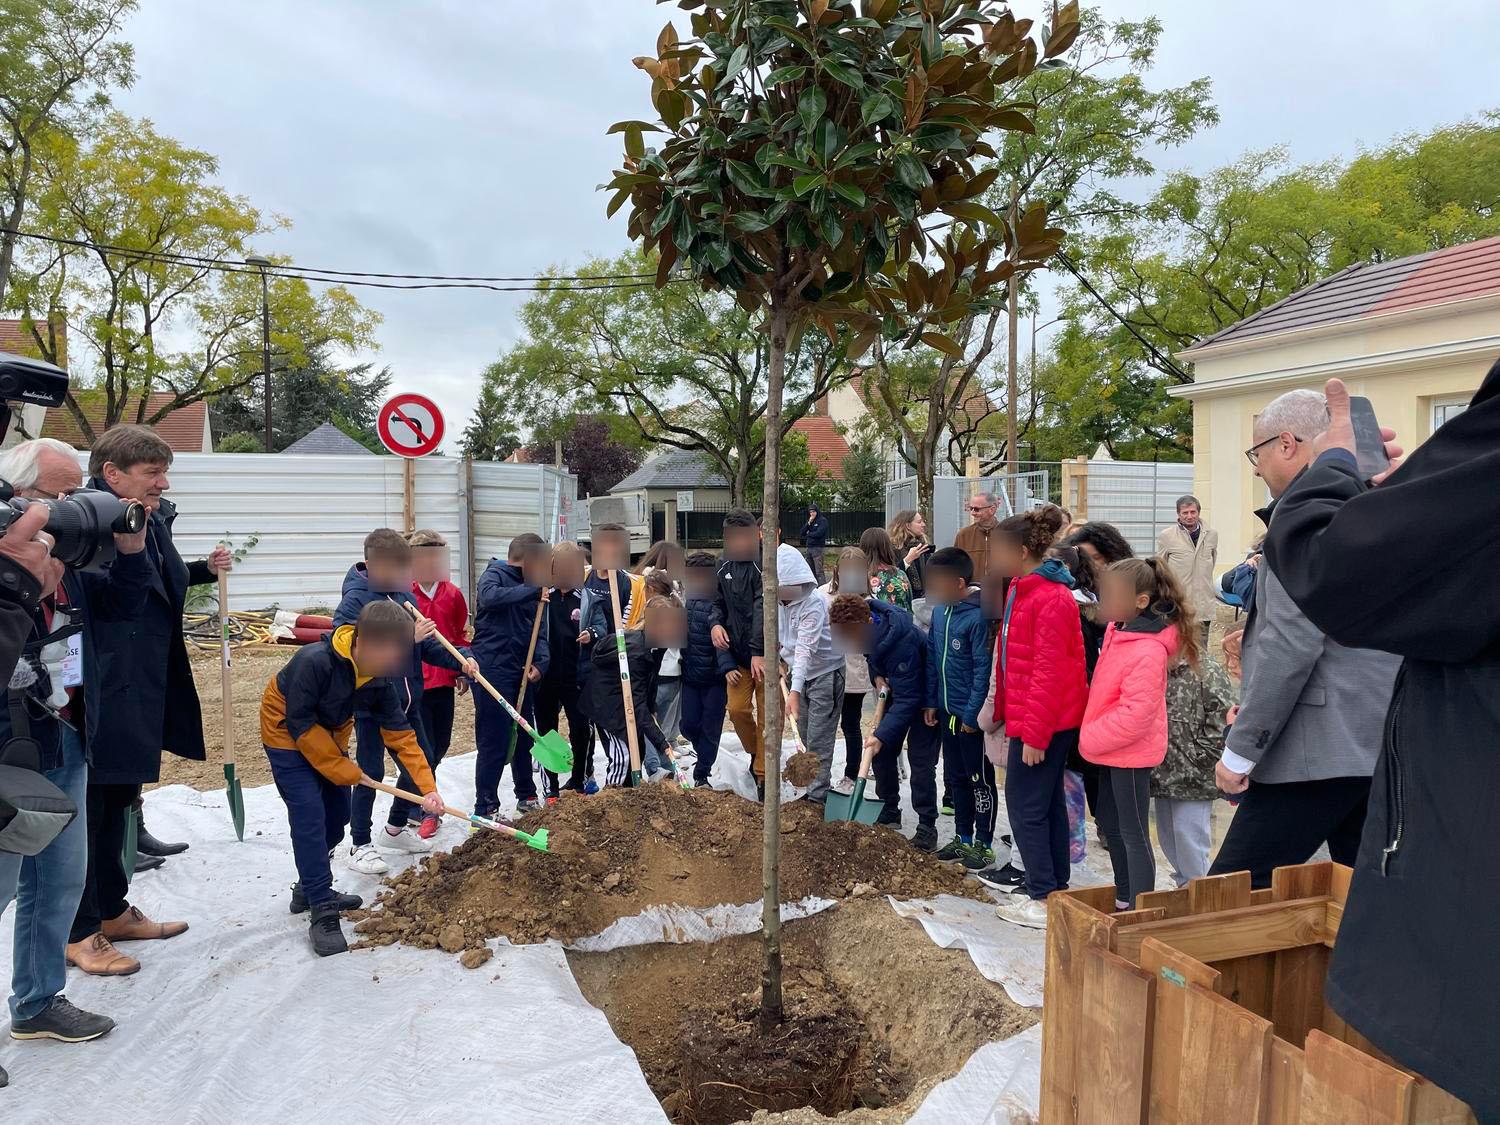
0, 689, 76, 856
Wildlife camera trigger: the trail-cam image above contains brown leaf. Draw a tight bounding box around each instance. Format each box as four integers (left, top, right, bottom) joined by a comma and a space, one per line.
920, 331, 965, 358
656, 21, 678, 57
925, 54, 965, 87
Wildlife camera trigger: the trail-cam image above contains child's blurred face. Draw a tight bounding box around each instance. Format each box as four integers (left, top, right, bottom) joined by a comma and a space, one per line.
684, 567, 716, 599
836, 562, 868, 592
593, 531, 628, 571
521, 546, 554, 588
1097, 569, 1148, 623
352, 634, 407, 677
723, 525, 758, 561
924, 568, 966, 607
988, 534, 1026, 579
830, 618, 873, 654
645, 604, 686, 650
553, 551, 585, 591
776, 581, 809, 605
365, 555, 411, 592
410, 545, 448, 585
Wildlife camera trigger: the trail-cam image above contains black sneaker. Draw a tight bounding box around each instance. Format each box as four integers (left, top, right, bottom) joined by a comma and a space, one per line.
309, 906, 349, 957
911, 824, 938, 853
290, 883, 364, 915
976, 863, 1028, 891
9, 996, 115, 1043
876, 808, 902, 828
0, 1058, 6, 1087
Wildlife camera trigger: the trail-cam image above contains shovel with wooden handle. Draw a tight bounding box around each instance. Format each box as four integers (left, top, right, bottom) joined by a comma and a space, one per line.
400, 602, 573, 774
825, 687, 888, 824
219, 566, 245, 841
359, 777, 548, 851
606, 570, 643, 787
505, 594, 547, 766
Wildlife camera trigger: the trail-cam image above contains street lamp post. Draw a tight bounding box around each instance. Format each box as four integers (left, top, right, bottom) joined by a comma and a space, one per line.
244, 255, 272, 451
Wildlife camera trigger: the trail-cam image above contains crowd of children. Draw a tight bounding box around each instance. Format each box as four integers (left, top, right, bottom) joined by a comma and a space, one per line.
259, 499, 1239, 954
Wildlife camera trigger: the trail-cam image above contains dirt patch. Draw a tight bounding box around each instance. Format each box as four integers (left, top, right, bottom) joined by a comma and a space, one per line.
784, 750, 819, 787
567, 897, 1036, 1123
354, 785, 985, 949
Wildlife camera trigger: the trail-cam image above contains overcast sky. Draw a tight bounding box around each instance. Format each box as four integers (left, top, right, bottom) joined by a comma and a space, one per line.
115, 1, 1500, 447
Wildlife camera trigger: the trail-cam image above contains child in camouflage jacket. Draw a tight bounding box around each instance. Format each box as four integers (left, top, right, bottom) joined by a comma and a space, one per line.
1151, 655, 1237, 886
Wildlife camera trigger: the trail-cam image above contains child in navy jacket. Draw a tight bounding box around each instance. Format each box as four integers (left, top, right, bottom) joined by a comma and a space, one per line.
681, 551, 737, 785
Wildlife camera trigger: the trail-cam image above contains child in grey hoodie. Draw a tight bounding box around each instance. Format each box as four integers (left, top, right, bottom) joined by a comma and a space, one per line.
775, 543, 845, 802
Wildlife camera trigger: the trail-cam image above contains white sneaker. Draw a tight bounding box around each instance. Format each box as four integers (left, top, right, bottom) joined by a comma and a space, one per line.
996, 895, 1049, 929
647, 767, 672, 783
348, 843, 389, 875
831, 777, 855, 796
376, 826, 432, 854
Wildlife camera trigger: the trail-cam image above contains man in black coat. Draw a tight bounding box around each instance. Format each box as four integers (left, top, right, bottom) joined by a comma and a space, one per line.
1264, 371, 1499, 1118
801, 504, 829, 585
65, 426, 233, 976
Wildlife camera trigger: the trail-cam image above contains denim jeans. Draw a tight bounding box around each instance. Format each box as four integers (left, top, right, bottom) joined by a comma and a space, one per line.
0, 726, 90, 1021
266, 747, 350, 909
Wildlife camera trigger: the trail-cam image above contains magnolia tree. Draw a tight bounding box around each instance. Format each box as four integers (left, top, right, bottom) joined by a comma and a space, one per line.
608, 0, 1073, 1029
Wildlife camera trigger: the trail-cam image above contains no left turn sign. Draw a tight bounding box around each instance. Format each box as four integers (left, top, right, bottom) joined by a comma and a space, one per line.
377, 393, 445, 457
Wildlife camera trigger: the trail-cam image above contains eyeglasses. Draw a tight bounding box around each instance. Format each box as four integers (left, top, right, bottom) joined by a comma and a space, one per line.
967, 503, 994, 513
1244, 432, 1302, 467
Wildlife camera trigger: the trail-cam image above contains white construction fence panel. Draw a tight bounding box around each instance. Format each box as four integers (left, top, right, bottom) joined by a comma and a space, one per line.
470, 463, 578, 577
1083, 460, 1195, 556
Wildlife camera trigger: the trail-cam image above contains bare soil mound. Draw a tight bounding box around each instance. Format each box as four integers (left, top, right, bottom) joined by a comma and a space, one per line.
355, 785, 984, 950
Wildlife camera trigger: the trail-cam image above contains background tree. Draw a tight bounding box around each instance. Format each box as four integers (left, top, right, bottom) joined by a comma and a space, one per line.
459, 369, 522, 461
0, 0, 135, 304
839, 439, 885, 508
480, 248, 853, 506
611, 0, 1072, 1031
524, 413, 644, 496
6, 114, 378, 440
210, 345, 393, 452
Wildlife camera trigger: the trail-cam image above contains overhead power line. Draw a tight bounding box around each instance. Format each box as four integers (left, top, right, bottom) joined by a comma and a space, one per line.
1053, 250, 1193, 383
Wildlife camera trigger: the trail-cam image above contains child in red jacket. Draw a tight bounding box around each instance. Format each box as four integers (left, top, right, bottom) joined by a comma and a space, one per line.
410, 529, 470, 838
989, 507, 1089, 930
1081, 557, 1200, 912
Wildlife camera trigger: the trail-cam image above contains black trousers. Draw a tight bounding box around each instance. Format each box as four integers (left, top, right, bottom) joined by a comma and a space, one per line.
1096, 765, 1155, 908
536, 674, 593, 794
419, 685, 457, 765
840, 691, 866, 779
1209, 775, 1371, 889
71, 781, 139, 942
869, 715, 939, 827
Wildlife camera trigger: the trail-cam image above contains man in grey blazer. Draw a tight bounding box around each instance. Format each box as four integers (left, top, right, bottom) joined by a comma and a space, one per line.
1209, 389, 1400, 887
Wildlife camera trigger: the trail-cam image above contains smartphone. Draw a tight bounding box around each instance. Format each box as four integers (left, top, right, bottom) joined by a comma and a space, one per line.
1349, 396, 1391, 479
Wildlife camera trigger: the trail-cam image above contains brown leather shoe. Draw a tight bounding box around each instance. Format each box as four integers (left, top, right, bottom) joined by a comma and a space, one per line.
65, 933, 141, 976
101, 905, 189, 942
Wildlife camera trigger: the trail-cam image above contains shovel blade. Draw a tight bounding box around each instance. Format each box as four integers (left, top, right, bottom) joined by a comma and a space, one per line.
121, 804, 139, 883
518, 827, 549, 852
824, 778, 882, 824
529, 728, 573, 774
224, 764, 246, 842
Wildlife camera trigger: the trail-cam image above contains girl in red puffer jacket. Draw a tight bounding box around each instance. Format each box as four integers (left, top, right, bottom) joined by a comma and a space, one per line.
1082, 557, 1201, 911
989, 507, 1089, 930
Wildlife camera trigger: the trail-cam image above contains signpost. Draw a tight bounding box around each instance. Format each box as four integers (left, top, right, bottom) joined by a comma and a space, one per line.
377, 392, 446, 532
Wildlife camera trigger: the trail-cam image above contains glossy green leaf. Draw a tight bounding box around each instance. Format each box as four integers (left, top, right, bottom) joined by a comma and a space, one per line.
820, 57, 864, 89
830, 181, 868, 208
765, 64, 809, 86
792, 173, 825, 196
860, 92, 896, 126
894, 153, 933, 190
798, 86, 827, 134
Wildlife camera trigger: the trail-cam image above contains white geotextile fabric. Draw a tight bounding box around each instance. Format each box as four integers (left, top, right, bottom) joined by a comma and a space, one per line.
568, 896, 836, 953
910, 1024, 1043, 1124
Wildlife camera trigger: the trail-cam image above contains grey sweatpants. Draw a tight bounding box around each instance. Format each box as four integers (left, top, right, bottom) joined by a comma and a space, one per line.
796, 668, 845, 802
1156, 797, 1213, 886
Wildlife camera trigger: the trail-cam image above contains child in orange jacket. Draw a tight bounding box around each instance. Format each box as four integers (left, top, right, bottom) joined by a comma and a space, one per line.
261, 600, 445, 957
1081, 558, 1201, 911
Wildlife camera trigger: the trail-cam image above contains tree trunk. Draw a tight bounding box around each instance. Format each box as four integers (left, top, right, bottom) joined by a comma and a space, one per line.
1006, 184, 1020, 482
758, 296, 790, 1033
0, 146, 33, 309
916, 447, 935, 535
732, 457, 750, 509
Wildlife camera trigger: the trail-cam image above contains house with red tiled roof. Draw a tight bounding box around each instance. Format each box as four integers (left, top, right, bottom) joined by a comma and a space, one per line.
790, 412, 850, 478
821, 369, 1000, 478
40, 390, 214, 454
1172, 234, 1500, 555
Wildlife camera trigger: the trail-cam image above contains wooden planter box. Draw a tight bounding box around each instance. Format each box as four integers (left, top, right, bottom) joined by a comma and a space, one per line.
1039, 863, 1474, 1124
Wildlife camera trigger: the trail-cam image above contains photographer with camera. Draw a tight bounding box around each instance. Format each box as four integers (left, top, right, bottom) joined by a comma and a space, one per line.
0, 437, 152, 1086
60, 426, 230, 977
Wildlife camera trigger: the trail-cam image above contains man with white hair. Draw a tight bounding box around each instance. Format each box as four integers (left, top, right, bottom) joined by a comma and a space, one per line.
1208, 390, 1401, 887
0, 438, 151, 1084
954, 490, 999, 578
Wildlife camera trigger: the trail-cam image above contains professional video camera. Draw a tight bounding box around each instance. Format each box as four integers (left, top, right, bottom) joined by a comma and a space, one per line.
0, 353, 147, 572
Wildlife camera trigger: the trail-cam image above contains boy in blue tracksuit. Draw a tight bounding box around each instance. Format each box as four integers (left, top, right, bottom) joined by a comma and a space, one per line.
922, 547, 995, 870
470, 533, 552, 819
334, 529, 475, 870
680, 552, 736, 785
828, 593, 940, 851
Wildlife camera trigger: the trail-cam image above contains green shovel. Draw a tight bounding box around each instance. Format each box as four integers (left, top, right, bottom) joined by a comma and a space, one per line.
219, 569, 245, 841
402, 603, 573, 774
362, 778, 549, 851
824, 689, 888, 824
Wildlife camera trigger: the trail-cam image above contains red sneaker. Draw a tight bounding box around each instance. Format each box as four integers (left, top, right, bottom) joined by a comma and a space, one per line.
546, 796, 559, 807
417, 814, 440, 840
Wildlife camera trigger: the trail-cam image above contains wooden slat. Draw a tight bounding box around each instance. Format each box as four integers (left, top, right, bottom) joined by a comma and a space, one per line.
1061, 884, 1118, 913
1114, 899, 1328, 964
1301, 1029, 1415, 1124
1270, 944, 1329, 1047
1410, 1081, 1479, 1124
1217, 952, 1277, 1020
1324, 901, 1344, 946
1173, 982, 1274, 1123
1111, 906, 1167, 929
1041, 893, 1116, 1123
1251, 888, 1277, 905
1329, 864, 1353, 905
1267, 1037, 1305, 1125
1189, 870, 1253, 914
1136, 887, 1192, 918
1141, 937, 1222, 1123
1272, 863, 1333, 902
1077, 947, 1155, 1125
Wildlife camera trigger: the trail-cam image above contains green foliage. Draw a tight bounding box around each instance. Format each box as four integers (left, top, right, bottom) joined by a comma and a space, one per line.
184, 532, 259, 611
1058, 111, 1500, 454
211, 346, 392, 452
523, 414, 643, 496
215, 431, 262, 453
459, 367, 522, 462
6, 114, 380, 439
839, 440, 886, 508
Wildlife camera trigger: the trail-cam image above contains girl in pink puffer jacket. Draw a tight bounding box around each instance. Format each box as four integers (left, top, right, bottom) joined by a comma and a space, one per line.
1082, 558, 1202, 910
